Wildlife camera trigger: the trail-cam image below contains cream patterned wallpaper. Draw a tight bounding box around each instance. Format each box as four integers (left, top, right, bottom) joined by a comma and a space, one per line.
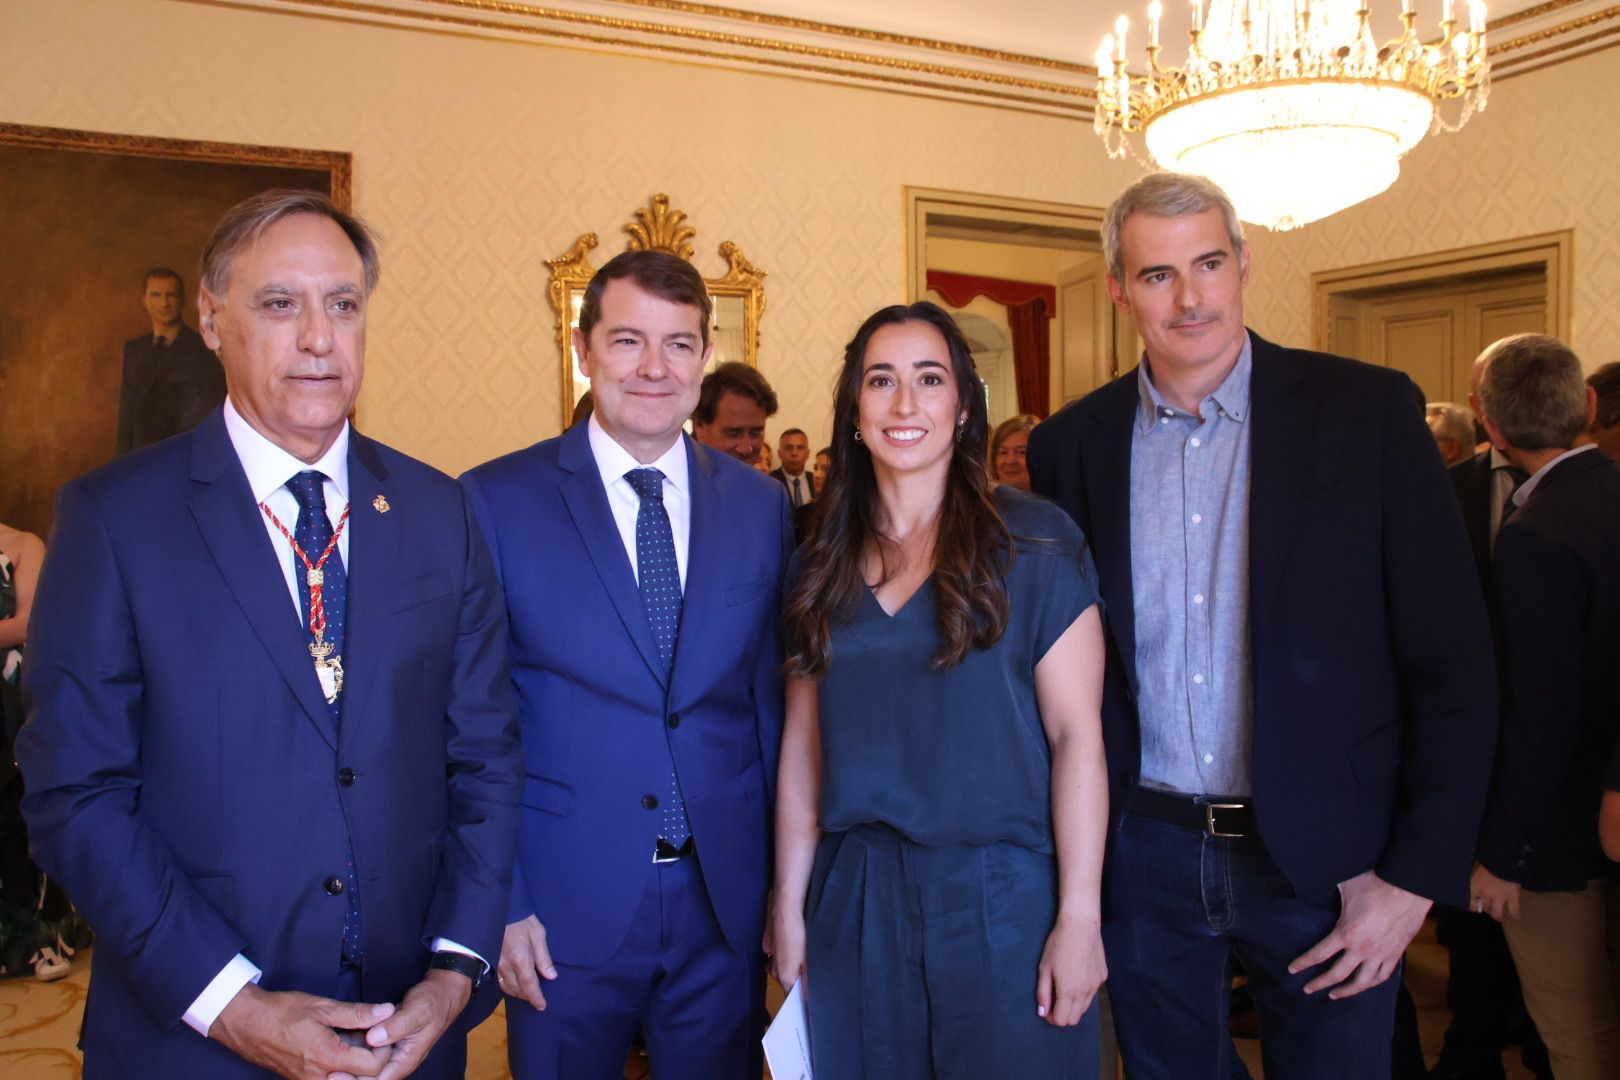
1245, 48, 1620, 366
4, 0, 1616, 477
1, 0, 1136, 473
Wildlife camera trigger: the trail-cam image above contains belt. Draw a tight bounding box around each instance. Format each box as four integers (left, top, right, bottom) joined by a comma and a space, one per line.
654, 837, 695, 864
1130, 788, 1260, 842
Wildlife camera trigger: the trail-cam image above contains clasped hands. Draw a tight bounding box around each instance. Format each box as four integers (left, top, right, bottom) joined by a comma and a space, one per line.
212, 968, 471, 1080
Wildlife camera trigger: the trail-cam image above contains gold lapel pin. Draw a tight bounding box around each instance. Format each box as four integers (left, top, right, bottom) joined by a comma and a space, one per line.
373, 494, 391, 514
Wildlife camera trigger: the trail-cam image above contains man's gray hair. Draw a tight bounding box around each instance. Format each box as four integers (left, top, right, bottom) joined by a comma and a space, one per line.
1426, 402, 1475, 451
1477, 334, 1589, 451
1103, 172, 1245, 281
200, 188, 380, 297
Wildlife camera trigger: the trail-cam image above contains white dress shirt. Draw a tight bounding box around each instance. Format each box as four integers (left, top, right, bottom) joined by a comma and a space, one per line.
782, 469, 811, 508
184, 399, 479, 1038
587, 413, 691, 589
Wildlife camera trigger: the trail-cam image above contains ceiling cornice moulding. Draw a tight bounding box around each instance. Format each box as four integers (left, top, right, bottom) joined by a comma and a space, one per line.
197, 0, 1620, 114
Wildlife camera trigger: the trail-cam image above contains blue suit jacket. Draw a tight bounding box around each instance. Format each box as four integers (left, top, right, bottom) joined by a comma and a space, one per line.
16, 409, 522, 1077
1028, 332, 1498, 907
462, 424, 791, 966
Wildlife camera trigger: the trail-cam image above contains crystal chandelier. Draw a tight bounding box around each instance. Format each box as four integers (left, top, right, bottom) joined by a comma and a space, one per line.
1094, 0, 1491, 230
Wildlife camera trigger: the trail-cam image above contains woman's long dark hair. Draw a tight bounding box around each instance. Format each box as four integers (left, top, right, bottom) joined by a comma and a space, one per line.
785, 302, 1010, 679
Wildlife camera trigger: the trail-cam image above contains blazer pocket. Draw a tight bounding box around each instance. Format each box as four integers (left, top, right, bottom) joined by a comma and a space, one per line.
724, 575, 770, 607
521, 775, 575, 817
1348, 723, 1400, 786
393, 572, 453, 613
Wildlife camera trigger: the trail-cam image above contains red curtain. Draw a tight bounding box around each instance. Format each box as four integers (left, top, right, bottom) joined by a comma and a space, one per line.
1005, 297, 1051, 417
925, 270, 1055, 417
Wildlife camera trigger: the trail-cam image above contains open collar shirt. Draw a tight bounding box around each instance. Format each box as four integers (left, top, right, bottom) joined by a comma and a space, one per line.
1129, 335, 1256, 798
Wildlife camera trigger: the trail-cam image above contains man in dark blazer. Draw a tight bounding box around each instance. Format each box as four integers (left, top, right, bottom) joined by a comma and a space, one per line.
769, 427, 814, 509
1468, 333, 1620, 1078
1028, 172, 1496, 1078
1434, 362, 1545, 1080
116, 267, 227, 455
462, 250, 791, 1079
17, 190, 521, 1079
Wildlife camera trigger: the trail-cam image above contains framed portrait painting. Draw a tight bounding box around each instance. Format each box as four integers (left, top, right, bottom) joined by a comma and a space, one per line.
0, 123, 351, 538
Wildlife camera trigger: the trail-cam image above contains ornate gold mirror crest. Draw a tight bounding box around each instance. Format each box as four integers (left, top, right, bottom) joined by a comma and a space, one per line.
548, 194, 767, 429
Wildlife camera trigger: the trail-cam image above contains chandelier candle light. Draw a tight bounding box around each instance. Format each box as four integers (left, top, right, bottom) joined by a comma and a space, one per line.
1094, 0, 1491, 230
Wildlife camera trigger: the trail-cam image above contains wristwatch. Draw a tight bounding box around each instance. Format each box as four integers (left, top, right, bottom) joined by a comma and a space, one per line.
427, 950, 485, 989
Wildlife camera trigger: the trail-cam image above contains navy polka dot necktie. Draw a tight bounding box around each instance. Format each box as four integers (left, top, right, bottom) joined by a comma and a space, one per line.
286, 470, 363, 965
625, 468, 691, 848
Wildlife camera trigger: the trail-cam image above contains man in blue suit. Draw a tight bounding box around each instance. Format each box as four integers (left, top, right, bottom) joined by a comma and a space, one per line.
1029, 172, 1497, 1078
17, 190, 521, 1079
462, 250, 791, 1079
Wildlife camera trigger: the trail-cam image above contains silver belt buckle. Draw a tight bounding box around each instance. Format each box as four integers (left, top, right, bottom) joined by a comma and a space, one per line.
1204, 802, 1247, 838
653, 840, 685, 864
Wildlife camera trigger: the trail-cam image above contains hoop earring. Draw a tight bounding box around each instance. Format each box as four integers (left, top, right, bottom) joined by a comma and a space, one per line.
853, 428, 864, 442
955, 423, 965, 443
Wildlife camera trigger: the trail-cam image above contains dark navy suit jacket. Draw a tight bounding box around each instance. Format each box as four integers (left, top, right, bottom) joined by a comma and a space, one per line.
461, 424, 791, 966
1028, 331, 1497, 906
17, 409, 522, 1077
1479, 448, 1620, 890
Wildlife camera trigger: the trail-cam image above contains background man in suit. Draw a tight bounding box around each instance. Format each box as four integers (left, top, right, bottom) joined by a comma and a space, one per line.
690, 359, 777, 465
1432, 352, 1546, 1080
1469, 333, 1620, 1080
462, 250, 791, 1079
770, 427, 813, 508
1428, 402, 1478, 467
17, 190, 521, 1079
116, 267, 227, 454
1586, 361, 1620, 461
1028, 172, 1496, 1078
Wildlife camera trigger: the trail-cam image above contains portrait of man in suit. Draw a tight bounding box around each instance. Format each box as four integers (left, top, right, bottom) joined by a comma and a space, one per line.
115, 267, 227, 455
1028, 171, 1497, 1078
17, 189, 522, 1080
462, 250, 791, 1079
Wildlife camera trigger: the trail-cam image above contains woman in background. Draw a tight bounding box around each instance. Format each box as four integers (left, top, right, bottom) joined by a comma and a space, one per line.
768, 302, 1107, 1077
0, 520, 74, 981
989, 413, 1039, 491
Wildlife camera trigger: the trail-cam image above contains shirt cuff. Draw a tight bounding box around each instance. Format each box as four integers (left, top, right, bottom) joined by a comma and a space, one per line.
184, 953, 263, 1037
430, 937, 489, 974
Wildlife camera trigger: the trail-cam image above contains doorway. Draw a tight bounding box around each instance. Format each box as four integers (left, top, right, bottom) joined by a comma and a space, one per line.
1312, 232, 1574, 405
904, 188, 1132, 422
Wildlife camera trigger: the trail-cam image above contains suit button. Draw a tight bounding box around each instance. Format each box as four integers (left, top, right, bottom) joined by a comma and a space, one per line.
667, 713, 681, 729
338, 767, 355, 787
324, 877, 345, 896
641, 794, 659, 810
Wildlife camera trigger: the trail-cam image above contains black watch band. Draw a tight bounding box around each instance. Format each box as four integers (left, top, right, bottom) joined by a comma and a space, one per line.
427, 950, 485, 989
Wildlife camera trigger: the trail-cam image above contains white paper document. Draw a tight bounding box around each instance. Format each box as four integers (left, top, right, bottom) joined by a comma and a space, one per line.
762, 979, 813, 1080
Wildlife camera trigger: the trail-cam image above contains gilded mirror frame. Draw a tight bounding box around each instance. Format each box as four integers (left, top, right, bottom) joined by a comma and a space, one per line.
548, 194, 767, 430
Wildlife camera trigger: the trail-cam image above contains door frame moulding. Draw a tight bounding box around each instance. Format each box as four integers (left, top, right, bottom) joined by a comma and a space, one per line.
1310, 230, 1575, 352
903, 187, 1107, 305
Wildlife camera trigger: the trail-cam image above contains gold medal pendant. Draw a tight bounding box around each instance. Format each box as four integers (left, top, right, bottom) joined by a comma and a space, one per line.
315, 654, 344, 704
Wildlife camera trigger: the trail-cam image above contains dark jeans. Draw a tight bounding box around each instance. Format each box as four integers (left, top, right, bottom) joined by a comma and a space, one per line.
1104, 809, 1401, 1079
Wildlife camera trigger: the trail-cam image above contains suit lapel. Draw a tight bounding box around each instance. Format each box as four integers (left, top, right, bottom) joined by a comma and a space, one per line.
1081, 378, 1140, 695
557, 425, 668, 688
335, 434, 399, 737
188, 412, 337, 748
1247, 334, 1316, 628
670, 438, 720, 704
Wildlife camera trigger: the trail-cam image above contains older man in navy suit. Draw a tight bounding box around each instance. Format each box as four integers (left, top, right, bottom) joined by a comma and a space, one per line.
18, 190, 521, 1079
1029, 172, 1497, 1078
462, 250, 791, 1079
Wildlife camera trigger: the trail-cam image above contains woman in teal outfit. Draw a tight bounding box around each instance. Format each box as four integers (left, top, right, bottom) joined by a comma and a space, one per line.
768, 302, 1109, 1078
